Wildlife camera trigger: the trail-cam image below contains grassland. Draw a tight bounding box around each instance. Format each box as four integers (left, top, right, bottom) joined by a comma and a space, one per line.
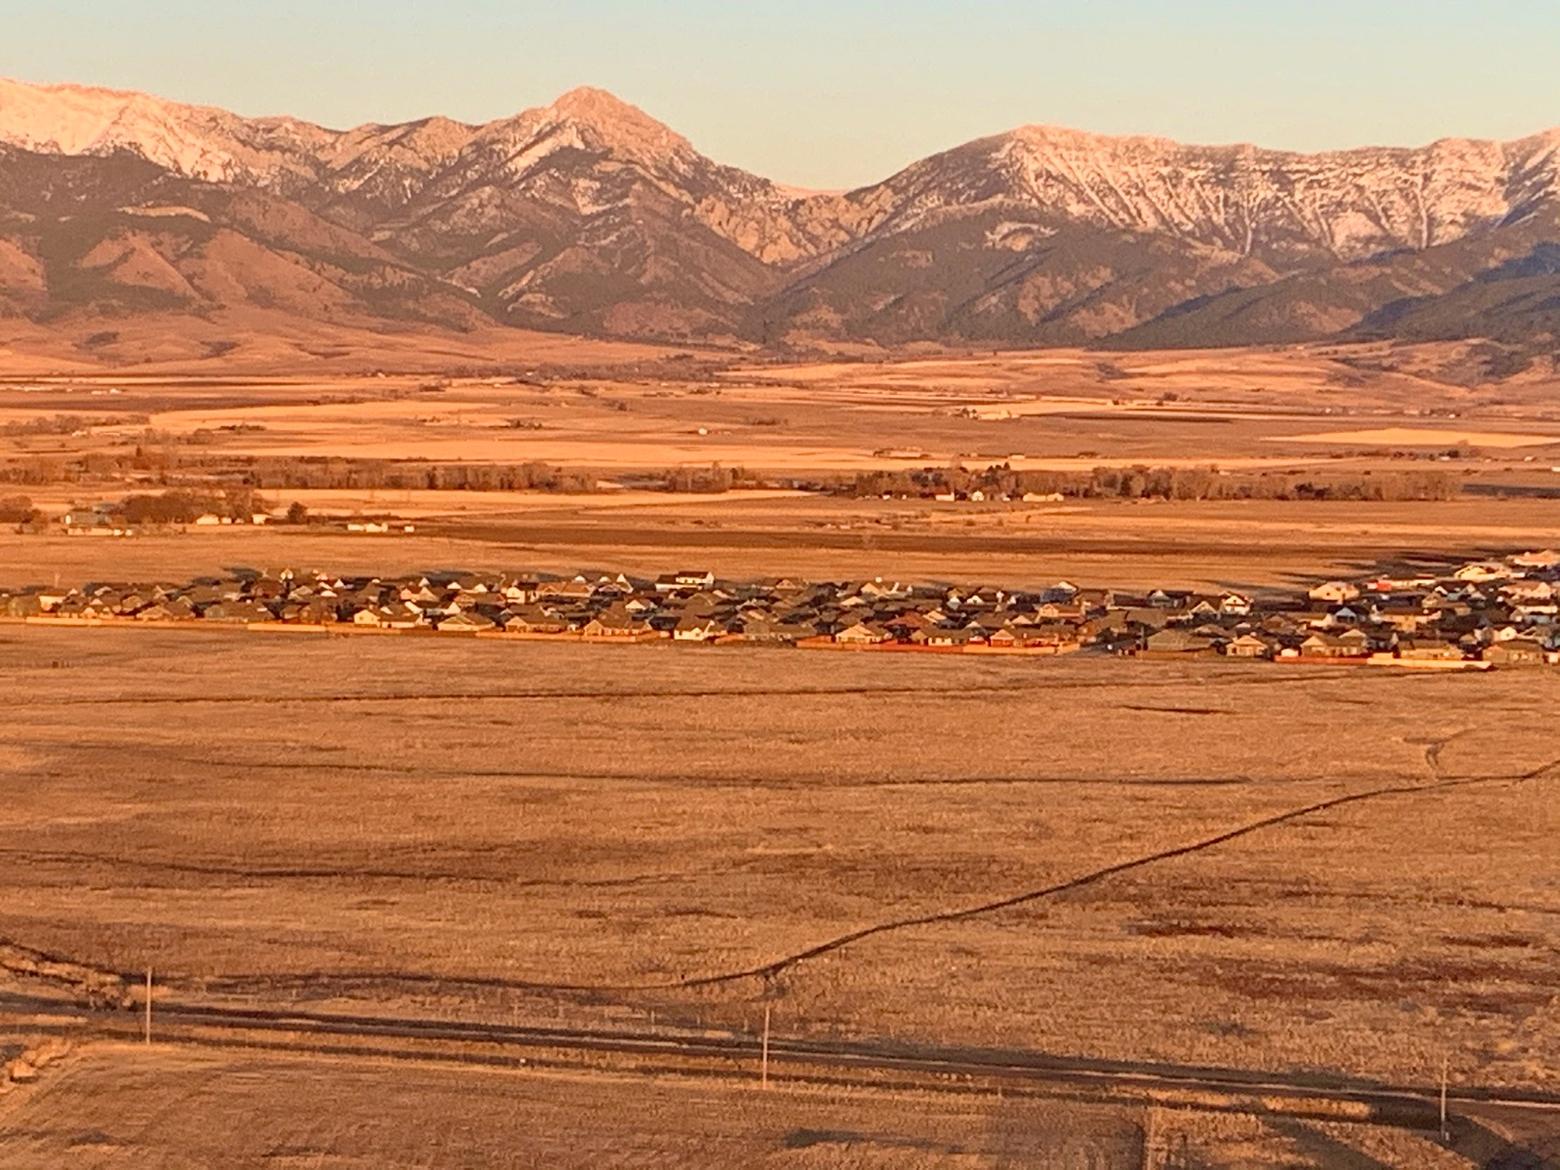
9, 1040, 1539, 1170
3, 626, 1556, 1165
8, 339, 1560, 594
2, 629, 1555, 1084
7, 341, 1560, 484
8, 493, 1560, 596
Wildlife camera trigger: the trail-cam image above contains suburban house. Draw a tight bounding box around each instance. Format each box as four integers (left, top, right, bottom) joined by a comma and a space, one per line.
1308, 581, 1361, 604
656, 569, 717, 593
4, 550, 1557, 672
1483, 639, 1547, 667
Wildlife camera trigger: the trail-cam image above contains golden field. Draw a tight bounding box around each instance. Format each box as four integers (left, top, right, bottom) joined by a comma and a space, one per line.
2, 627, 1556, 1166
5, 340, 1560, 479
8, 492, 1560, 595
5, 339, 1560, 594
5, 1041, 1537, 1170
1, 628, 1555, 1084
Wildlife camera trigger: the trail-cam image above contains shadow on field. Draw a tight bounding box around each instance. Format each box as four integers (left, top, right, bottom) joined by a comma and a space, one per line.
1448, 1114, 1560, 1170
1268, 1119, 1394, 1170
979, 1097, 1145, 1169
1230, 546, 1520, 599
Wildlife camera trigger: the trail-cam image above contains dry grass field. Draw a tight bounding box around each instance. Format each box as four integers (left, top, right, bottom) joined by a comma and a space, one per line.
1, 630, 1555, 1089
4, 1041, 1532, 1170
8, 493, 1560, 595
3, 627, 1557, 1166
2, 1042, 1139, 1170
0, 308, 692, 377
6, 341, 1560, 481
7, 340, 1560, 594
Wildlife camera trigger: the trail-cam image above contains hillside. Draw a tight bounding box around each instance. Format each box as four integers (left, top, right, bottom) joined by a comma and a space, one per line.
0, 77, 1556, 359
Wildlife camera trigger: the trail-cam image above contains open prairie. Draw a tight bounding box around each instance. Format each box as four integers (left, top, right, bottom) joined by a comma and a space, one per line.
7, 343, 1560, 480
8, 1041, 1549, 1170
8, 493, 1560, 595
1, 626, 1555, 1169
0, 1042, 1160, 1170
0, 310, 695, 378
7, 341, 1560, 596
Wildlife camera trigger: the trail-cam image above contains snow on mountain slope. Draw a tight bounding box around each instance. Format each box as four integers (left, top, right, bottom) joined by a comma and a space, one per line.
0, 79, 838, 264
0, 77, 339, 184
5, 77, 1552, 268
841, 125, 1560, 263
0, 77, 1556, 349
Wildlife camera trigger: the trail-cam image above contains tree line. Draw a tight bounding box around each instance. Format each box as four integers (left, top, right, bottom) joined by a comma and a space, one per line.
0, 446, 756, 497
113, 487, 270, 525
847, 463, 1460, 502
0, 413, 149, 437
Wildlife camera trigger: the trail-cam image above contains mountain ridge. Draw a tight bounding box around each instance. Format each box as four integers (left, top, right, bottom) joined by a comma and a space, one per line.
0, 77, 1556, 357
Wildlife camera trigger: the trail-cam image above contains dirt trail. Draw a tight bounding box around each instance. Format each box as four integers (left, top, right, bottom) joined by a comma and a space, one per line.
674, 756, 1560, 988
76, 750, 1344, 791
5, 756, 1553, 1001
3, 670, 1377, 710
0, 938, 131, 1009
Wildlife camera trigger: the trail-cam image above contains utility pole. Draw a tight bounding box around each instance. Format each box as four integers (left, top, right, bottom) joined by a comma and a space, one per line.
143, 968, 153, 1045
1440, 1054, 1450, 1142
760, 1005, 771, 1090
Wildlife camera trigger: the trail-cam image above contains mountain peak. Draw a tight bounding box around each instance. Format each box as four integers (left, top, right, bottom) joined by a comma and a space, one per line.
548, 85, 635, 119
1006, 123, 1179, 149
537, 86, 690, 157
996, 119, 1560, 162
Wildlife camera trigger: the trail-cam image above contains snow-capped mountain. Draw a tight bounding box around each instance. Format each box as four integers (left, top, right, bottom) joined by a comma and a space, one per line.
769, 125, 1560, 346
842, 125, 1560, 260
0, 77, 358, 187
0, 76, 1556, 352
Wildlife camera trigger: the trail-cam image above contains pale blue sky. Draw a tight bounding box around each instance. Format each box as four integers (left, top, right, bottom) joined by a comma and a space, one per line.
2, 1, 1556, 189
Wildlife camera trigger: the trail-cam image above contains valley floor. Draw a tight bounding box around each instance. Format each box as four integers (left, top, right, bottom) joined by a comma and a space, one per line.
0, 628, 1556, 1168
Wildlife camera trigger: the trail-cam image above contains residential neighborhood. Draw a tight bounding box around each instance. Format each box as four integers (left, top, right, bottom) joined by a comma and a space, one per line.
7, 550, 1560, 669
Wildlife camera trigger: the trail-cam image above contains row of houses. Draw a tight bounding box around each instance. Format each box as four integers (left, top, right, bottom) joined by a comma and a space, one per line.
1131, 552, 1560, 666
6, 552, 1560, 666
